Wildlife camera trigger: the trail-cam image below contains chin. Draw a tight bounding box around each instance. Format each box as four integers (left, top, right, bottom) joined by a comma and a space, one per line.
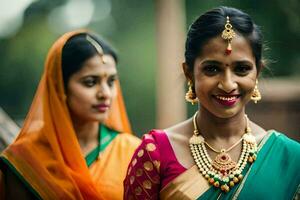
208, 106, 243, 119
94, 113, 109, 123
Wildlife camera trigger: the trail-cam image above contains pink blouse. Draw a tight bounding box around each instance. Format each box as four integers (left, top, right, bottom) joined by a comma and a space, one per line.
124, 129, 187, 200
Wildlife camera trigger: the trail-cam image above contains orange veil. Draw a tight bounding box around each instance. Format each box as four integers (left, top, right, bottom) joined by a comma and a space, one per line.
1, 30, 132, 199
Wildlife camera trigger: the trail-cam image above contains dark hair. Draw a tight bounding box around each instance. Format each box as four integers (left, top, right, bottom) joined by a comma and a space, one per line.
185, 6, 263, 72
62, 32, 118, 88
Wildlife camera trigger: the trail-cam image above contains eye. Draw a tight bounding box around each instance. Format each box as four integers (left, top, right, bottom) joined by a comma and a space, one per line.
234, 64, 252, 76
203, 65, 220, 76
82, 77, 97, 87
107, 76, 117, 87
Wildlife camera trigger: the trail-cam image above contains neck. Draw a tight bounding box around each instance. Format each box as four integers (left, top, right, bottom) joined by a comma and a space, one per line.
71, 117, 99, 146
197, 107, 246, 141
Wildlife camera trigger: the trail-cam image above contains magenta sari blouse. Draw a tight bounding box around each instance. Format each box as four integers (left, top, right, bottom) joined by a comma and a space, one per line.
124, 129, 187, 199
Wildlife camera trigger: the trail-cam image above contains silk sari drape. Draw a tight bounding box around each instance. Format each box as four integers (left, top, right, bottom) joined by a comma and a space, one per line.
0, 30, 140, 199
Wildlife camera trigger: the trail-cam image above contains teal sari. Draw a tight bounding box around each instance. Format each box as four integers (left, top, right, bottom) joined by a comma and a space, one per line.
198, 131, 300, 200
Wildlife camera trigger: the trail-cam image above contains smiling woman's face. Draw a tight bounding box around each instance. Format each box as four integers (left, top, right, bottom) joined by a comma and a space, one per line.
66, 54, 117, 123
190, 34, 257, 118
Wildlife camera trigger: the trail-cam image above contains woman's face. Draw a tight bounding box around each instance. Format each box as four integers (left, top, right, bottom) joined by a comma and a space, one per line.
188, 34, 257, 118
66, 54, 117, 123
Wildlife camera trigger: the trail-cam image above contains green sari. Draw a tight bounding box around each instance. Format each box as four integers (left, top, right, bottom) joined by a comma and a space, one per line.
85, 125, 118, 167
197, 131, 300, 200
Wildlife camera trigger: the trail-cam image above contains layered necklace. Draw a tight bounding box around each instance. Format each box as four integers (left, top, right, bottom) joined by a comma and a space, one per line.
189, 112, 257, 193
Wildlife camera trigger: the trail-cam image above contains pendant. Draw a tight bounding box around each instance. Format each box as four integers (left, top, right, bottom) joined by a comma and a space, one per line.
212, 151, 237, 176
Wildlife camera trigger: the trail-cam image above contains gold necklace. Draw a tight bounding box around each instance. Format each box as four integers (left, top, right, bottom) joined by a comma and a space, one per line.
204, 136, 243, 153
189, 112, 257, 193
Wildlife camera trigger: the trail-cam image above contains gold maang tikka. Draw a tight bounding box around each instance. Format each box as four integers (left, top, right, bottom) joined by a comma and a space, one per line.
221, 16, 236, 55
86, 35, 107, 64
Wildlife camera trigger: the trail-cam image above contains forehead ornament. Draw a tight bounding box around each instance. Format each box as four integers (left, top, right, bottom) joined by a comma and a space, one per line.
221, 16, 236, 55
86, 35, 107, 64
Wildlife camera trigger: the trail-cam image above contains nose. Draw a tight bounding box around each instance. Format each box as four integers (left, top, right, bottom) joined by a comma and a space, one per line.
96, 82, 111, 100
217, 70, 237, 93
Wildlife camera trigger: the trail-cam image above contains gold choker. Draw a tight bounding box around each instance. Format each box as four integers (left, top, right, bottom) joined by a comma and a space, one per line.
189, 112, 257, 193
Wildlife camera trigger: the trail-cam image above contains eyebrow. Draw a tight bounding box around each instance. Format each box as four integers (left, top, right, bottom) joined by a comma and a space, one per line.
81, 73, 118, 79
200, 60, 222, 66
234, 60, 254, 66
200, 60, 254, 66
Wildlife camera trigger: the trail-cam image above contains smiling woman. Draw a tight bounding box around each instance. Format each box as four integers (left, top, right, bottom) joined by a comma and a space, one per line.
189, 34, 257, 118
0, 31, 140, 199
124, 6, 300, 200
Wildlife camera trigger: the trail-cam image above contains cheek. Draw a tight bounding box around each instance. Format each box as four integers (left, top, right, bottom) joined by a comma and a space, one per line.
67, 86, 94, 107
194, 76, 217, 95
110, 86, 117, 99
238, 78, 256, 97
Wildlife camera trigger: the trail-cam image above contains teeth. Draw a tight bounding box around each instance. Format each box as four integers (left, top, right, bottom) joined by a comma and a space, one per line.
216, 96, 237, 101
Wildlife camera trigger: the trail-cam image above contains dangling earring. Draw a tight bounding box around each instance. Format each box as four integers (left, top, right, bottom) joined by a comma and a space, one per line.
185, 81, 198, 105
251, 79, 261, 103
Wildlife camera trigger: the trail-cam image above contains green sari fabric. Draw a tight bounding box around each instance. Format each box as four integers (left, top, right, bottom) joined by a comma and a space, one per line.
85, 125, 118, 167
198, 131, 300, 200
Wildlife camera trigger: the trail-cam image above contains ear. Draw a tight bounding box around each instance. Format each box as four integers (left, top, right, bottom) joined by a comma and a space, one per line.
256, 60, 266, 77
182, 62, 193, 82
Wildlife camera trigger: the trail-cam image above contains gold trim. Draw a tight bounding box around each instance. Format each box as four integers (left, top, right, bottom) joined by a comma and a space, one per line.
159, 165, 210, 199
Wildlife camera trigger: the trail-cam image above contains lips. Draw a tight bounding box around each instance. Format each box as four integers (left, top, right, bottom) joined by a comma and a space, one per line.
93, 104, 110, 112
213, 95, 240, 106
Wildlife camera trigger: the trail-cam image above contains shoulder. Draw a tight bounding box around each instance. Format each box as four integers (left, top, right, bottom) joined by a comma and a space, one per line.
164, 119, 193, 150
124, 130, 162, 199
165, 118, 192, 136
272, 131, 300, 152
268, 130, 300, 164
126, 129, 167, 176
114, 133, 141, 149
250, 121, 267, 143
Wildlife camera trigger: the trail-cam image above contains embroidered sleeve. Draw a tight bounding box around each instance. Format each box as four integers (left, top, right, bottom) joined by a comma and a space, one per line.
124, 132, 161, 200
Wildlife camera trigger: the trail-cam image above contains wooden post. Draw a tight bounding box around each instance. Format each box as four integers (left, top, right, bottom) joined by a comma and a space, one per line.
0, 108, 20, 151
155, 0, 186, 128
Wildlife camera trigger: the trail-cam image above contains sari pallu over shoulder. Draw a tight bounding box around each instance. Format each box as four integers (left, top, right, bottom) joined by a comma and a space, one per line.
0, 30, 137, 199
159, 131, 300, 200
88, 130, 140, 200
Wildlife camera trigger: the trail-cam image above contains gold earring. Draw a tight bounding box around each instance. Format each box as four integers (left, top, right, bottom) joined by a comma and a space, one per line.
185, 81, 198, 105
251, 79, 261, 103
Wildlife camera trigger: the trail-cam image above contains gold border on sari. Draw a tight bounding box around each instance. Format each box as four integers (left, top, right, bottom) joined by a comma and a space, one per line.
160, 131, 275, 200
159, 165, 210, 200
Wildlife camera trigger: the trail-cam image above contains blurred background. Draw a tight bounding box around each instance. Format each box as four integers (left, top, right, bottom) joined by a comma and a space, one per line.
0, 0, 299, 149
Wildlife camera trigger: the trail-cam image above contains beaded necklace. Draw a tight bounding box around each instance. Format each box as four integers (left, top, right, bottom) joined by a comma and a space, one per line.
189, 112, 257, 193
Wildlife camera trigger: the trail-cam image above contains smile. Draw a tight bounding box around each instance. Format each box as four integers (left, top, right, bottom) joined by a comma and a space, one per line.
214, 95, 240, 106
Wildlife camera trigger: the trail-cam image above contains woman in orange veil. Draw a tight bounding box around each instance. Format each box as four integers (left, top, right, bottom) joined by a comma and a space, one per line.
0, 30, 140, 199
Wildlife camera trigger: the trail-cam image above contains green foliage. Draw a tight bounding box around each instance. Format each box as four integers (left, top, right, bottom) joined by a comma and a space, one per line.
0, 0, 299, 136
185, 0, 300, 77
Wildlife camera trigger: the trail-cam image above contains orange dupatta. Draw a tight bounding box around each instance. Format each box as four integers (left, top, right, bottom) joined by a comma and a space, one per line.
1, 30, 133, 199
